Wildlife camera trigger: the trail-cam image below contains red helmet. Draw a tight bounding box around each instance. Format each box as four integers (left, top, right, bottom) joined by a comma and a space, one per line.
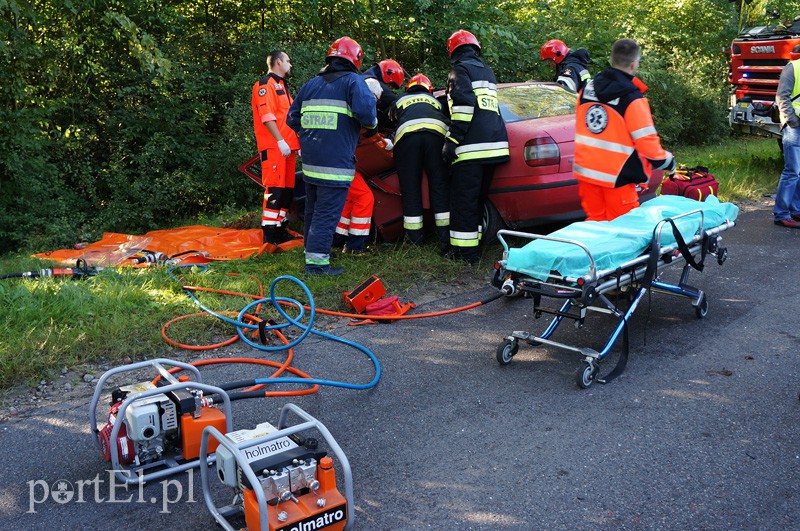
406, 73, 433, 93
327, 36, 363, 69
447, 29, 480, 57
379, 59, 405, 88
540, 39, 569, 64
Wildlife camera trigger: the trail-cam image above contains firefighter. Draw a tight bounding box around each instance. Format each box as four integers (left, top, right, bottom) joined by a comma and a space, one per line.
540, 39, 591, 94
442, 30, 509, 264
331, 59, 405, 254
286, 37, 378, 276
362, 59, 405, 133
251, 50, 301, 244
574, 38, 675, 222
388, 73, 451, 250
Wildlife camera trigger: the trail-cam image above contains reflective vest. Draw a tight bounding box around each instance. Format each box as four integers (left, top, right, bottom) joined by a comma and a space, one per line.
574, 70, 671, 188
391, 92, 449, 145
251, 73, 299, 152
287, 69, 378, 187
791, 59, 800, 116
445, 53, 509, 165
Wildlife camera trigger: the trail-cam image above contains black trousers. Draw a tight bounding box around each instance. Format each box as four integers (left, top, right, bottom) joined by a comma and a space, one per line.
394, 132, 450, 242
449, 162, 497, 259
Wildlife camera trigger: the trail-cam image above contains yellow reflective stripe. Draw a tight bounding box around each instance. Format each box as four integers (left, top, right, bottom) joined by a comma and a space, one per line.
301, 99, 353, 116
303, 164, 355, 182
450, 229, 480, 247
473, 88, 497, 97
455, 141, 509, 155
397, 94, 442, 110
455, 148, 510, 162
395, 119, 447, 143
403, 216, 424, 230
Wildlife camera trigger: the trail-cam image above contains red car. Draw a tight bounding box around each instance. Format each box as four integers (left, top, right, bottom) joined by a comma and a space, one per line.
240, 81, 662, 241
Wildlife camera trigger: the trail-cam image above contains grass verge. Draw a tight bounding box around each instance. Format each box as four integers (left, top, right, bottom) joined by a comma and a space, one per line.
0, 135, 783, 391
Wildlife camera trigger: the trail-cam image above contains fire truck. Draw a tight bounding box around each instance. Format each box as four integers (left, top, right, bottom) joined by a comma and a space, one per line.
728, 17, 800, 137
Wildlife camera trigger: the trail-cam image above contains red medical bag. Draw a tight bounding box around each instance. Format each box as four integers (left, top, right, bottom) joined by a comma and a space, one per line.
660, 166, 719, 201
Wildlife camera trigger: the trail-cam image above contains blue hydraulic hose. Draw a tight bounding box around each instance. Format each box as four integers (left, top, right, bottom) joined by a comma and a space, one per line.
168, 266, 380, 390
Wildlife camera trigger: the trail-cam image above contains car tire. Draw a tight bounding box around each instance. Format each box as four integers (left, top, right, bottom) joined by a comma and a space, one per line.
482, 200, 505, 245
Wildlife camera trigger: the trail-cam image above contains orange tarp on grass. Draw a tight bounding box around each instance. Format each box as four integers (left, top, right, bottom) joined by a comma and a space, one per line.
33, 226, 303, 266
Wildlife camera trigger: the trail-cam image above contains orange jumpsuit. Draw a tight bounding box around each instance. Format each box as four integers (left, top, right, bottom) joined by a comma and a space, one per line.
574, 69, 673, 221
251, 73, 300, 228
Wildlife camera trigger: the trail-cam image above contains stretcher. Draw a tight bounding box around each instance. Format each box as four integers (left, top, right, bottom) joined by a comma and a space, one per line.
490, 195, 738, 388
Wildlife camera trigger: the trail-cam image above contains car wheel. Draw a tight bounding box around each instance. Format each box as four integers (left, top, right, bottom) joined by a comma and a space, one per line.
482, 200, 505, 245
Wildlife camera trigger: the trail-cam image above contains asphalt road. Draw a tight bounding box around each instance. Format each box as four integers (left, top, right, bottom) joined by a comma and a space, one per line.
1, 199, 798, 530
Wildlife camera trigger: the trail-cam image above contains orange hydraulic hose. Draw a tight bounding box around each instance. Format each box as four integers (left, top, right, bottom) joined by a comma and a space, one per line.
182, 285, 501, 321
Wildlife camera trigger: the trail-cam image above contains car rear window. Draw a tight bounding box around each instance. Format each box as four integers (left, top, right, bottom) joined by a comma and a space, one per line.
497, 84, 576, 124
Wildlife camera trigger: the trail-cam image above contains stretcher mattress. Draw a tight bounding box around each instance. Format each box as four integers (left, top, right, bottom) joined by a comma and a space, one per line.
506, 195, 739, 281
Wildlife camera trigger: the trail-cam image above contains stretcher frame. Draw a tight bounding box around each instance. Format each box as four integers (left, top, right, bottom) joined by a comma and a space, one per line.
491, 209, 734, 388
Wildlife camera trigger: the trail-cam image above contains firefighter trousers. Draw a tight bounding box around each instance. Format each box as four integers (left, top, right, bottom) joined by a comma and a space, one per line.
304, 183, 349, 268
333, 172, 374, 251
394, 132, 450, 245
449, 162, 497, 261
261, 149, 297, 227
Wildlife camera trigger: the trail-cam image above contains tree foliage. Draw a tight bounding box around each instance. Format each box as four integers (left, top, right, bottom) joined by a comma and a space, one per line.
0, 0, 793, 251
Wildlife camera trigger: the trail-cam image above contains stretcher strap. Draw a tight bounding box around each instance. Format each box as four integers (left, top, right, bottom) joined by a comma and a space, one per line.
597, 317, 629, 384
642, 218, 706, 288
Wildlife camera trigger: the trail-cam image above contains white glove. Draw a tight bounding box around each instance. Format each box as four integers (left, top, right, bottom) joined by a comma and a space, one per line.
664, 152, 676, 174
383, 138, 394, 151
277, 139, 291, 157
297, 149, 301, 158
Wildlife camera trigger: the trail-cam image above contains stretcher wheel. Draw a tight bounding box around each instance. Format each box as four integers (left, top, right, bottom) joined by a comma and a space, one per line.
694, 294, 708, 319
576, 361, 598, 389
496, 340, 518, 365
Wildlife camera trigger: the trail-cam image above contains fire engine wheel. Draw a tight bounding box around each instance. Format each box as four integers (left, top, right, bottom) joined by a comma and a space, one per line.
576, 360, 599, 389
695, 294, 708, 319
496, 339, 518, 365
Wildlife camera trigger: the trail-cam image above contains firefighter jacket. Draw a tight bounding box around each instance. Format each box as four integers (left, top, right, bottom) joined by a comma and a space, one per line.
287, 58, 378, 188
389, 87, 449, 145
251, 73, 299, 152
556, 49, 591, 93
445, 47, 509, 166
776, 59, 800, 128
361, 64, 400, 132
574, 67, 673, 189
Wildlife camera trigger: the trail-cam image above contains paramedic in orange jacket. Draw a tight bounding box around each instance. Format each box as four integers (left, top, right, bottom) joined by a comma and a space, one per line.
251, 50, 301, 244
574, 39, 675, 221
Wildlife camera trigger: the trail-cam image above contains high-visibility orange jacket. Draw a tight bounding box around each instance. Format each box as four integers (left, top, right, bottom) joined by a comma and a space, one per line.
251, 73, 299, 152
574, 68, 672, 188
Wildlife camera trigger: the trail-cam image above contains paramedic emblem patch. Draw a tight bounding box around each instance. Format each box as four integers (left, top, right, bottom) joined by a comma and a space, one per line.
585, 104, 608, 134
258, 88, 267, 97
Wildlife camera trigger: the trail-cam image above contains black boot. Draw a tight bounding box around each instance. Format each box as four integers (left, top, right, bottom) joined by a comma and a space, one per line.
436, 226, 451, 255
262, 226, 277, 244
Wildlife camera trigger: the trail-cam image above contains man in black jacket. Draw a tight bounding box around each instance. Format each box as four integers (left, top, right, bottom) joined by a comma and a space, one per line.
540, 39, 591, 93
442, 29, 509, 264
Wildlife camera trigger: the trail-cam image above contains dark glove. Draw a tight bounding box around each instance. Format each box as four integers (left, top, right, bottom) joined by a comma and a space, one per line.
362, 126, 378, 138
442, 140, 457, 164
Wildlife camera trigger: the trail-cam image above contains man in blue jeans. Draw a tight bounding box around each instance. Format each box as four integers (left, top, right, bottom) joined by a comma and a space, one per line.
774, 45, 800, 228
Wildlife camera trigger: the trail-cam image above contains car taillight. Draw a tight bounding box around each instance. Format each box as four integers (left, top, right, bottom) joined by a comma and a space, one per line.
524, 137, 560, 167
